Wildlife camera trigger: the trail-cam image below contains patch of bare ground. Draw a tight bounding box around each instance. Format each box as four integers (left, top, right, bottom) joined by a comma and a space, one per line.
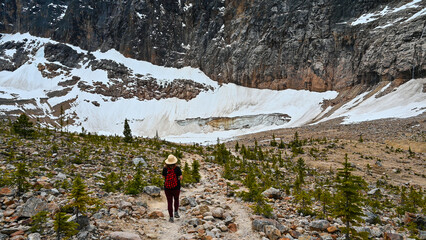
230, 114, 426, 187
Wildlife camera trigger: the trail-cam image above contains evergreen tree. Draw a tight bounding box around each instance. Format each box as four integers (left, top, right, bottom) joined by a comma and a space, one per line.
333, 154, 367, 240
278, 139, 285, 149
14, 162, 29, 195
125, 167, 146, 195
295, 189, 313, 216
68, 175, 90, 220
235, 141, 239, 152
30, 211, 49, 234
182, 162, 193, 185
191, 160, 201, 183
59, 105, 64, 133
123, 119, 132, 143
12, 113, 35, 138
294, 158, 306, 193
270, 134, 277, 147
54, 209, 78, 240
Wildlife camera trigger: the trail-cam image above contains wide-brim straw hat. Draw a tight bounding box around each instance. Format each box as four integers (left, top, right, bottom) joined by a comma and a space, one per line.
165, 154, 178, 165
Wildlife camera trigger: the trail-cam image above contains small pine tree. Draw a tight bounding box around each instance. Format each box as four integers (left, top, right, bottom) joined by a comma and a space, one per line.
123, 119, 132, 143
68, 175, 90, 220
295, 189, 313, 216
182, 162, 193, 186
270, 134, 277, 147
278, 139, 285, 149
14, 162, 30, 195
294, 158, 306, 193
54, 210, 78, 240
333, 154, 367, 240
125, 167, 146, 195
235, 141, 239, 152
12, 113, 35, 138
30, 210, 49, 233
191, 160, 201, 183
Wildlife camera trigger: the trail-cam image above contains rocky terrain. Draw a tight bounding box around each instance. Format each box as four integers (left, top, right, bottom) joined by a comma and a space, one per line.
0, 114, 424, 240
1, 0, 425, 91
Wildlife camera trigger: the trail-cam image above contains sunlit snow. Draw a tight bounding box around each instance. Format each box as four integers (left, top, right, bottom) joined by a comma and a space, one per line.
0, 33, 425, 144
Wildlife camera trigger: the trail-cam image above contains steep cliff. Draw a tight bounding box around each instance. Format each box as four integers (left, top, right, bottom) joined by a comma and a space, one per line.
1, 0, 425, 92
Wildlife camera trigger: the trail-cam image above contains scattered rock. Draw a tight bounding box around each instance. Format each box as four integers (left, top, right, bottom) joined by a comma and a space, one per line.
110, 231, 142, 240
212, 207, 224, 219
181, 197, 197, 207
264, 225, 281, 240
0, 187, 15, 196
262, 187, 281, 199
143, 186, 161, 197
326, 226, 339, 233
384, 232, 403, 240
18, 197, 48, 218
148, 211, 164, 219
228, 223, 237, 233
132, 158, 147, 167
367, 188, 381, 195
309, 220, 330, 231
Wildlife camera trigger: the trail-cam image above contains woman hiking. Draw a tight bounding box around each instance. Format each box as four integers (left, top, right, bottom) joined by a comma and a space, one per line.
162, 154, 183, 222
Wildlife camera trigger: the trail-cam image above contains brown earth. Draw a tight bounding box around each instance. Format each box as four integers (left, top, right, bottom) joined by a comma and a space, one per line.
229, 114, 426, 188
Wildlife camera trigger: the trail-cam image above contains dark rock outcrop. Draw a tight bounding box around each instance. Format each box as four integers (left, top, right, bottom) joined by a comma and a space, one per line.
1, 0, 425, 91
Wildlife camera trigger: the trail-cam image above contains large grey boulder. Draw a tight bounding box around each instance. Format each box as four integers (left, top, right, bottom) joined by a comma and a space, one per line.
18, 197, 48, 218
132, 157, 147, 167
309, 220, 330, 231
143, 186, 161, 197
252, 218, 287, 233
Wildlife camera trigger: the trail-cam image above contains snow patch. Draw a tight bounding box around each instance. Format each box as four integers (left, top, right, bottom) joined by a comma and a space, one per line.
4, 49, 16, 58
352, 0, 422, 26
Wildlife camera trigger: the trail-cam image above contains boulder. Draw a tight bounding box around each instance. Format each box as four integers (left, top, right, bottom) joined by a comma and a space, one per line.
181, 197, 197, 207
228, 223, 237, 233
28, 233, 41, 240
147, 211, 164, 219
252, 218, 286, 233
309, 220, 330, 231
384, 232, 403, 240
367, 188, 381, 195
109, 232, 142, 240
18, 197, 48, 218
261, 187, 281, 199
212, 207, 224, 219
364, 211, 380, 224
264, 225, 281, 240
143, 186, 161, 197
0, 187, 15, 196
198, 205, 210, 215
132, 158, 147, 167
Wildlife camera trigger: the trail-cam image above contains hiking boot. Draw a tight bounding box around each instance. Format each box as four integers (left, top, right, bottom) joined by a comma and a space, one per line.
169, 217, 174, 223
174, 211, 180, 218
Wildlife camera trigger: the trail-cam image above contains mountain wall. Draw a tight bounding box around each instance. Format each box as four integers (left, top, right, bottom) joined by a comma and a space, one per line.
1, 0, 425, 92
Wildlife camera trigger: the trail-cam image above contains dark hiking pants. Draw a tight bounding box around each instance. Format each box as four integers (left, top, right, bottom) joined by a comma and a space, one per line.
165, 189, 180, 217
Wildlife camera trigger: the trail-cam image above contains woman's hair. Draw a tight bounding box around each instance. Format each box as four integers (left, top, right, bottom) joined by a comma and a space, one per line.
166, 163, 176, 168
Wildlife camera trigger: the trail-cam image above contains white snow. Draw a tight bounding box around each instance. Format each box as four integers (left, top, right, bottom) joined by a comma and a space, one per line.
4, 49, 16, 58
0, 33, 425, 144
405, 7, 426, 22
319, 79, 426, 124
351, 0, 423, 26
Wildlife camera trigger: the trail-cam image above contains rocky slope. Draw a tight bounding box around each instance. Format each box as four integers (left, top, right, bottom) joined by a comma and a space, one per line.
1, 0, 425, 91
0, 116, 425, 240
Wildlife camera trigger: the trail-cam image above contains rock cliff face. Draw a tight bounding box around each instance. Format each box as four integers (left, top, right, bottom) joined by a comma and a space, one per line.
1, 0, 425, 92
